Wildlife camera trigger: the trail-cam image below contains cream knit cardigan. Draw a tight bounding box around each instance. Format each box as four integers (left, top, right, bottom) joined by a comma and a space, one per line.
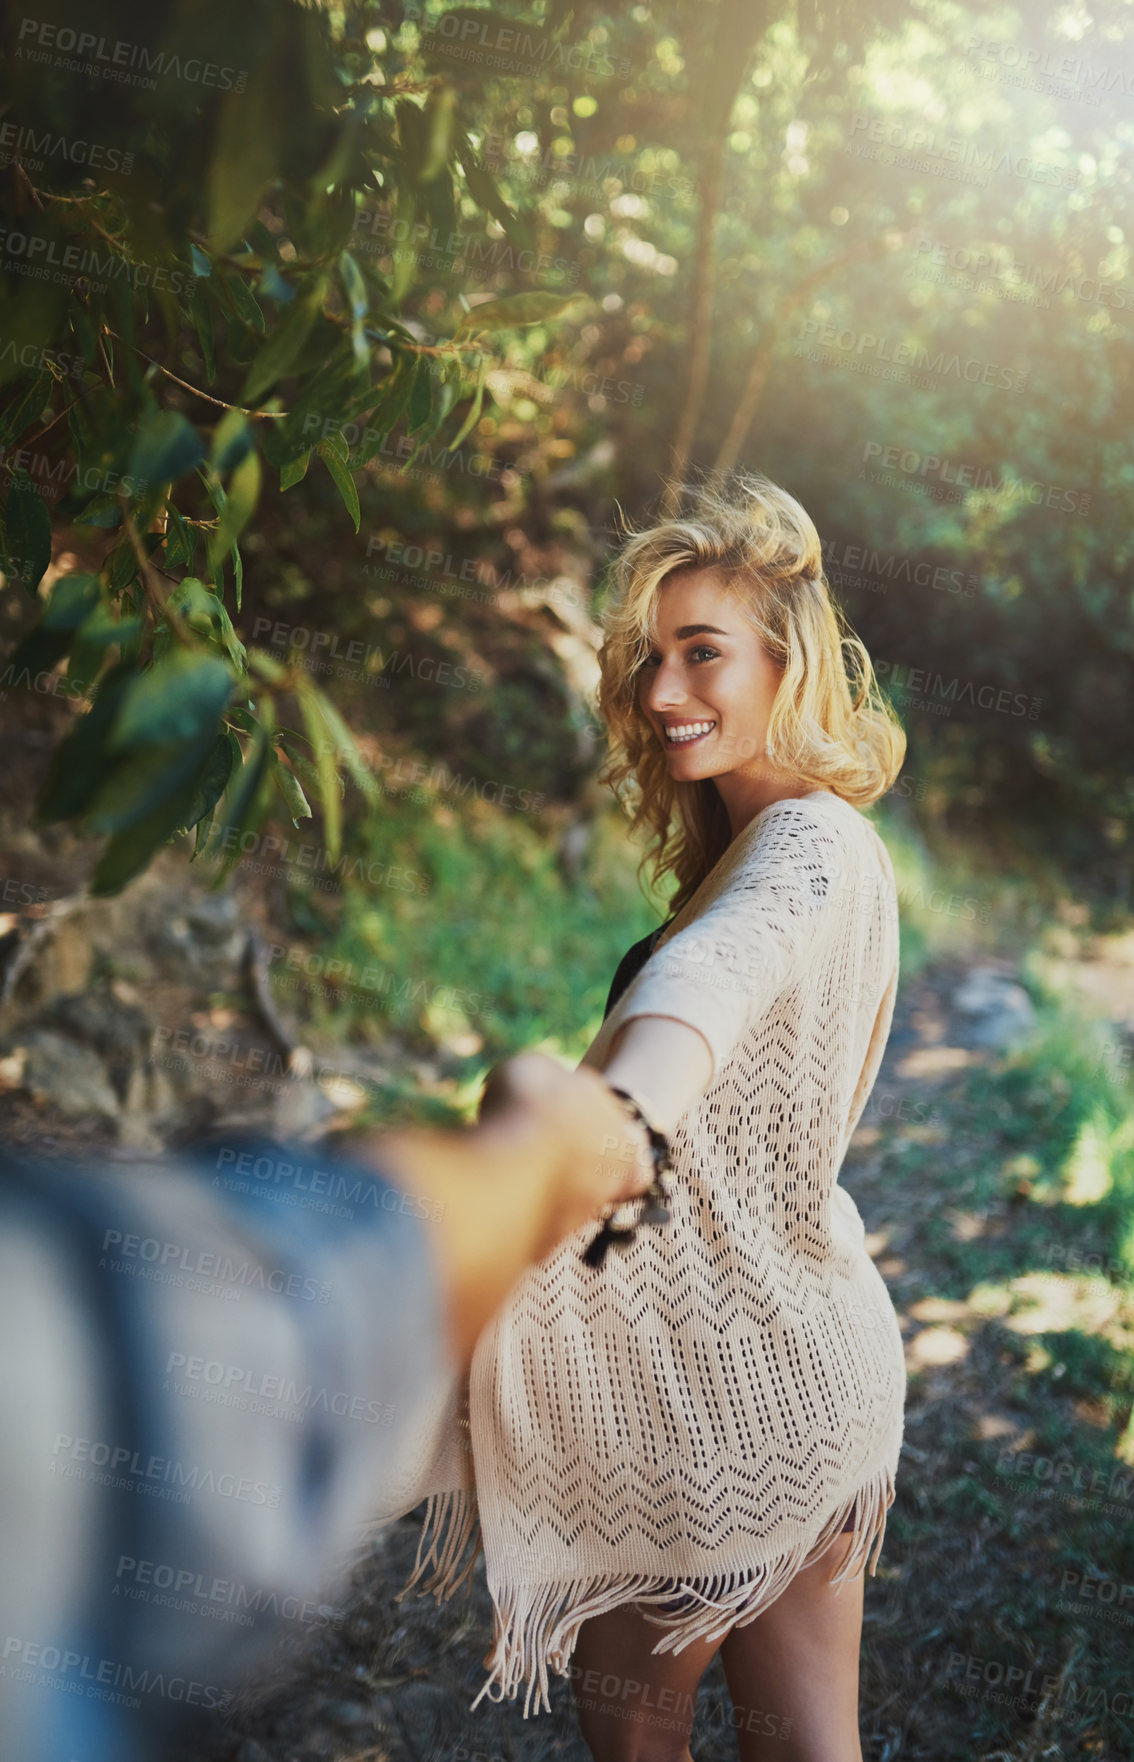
384, 789, 906, 1717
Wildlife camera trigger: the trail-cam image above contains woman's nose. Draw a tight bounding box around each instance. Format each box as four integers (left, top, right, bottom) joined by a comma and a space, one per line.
642, 658, 686, 712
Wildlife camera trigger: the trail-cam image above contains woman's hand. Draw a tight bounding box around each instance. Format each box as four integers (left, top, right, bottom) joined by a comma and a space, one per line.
478, 1050, 655, 1230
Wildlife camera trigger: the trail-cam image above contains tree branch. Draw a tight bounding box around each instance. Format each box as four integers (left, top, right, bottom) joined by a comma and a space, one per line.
711, 233, 911, 480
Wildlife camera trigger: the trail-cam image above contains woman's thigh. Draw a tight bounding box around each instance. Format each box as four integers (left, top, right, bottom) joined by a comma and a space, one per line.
718, 1530, 865, 1762
569, 1599, 721, 1762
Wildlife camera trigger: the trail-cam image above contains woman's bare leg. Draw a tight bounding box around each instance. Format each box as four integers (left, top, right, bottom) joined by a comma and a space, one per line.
568, 1599, 721, 1762
718, 1530, 865, 1762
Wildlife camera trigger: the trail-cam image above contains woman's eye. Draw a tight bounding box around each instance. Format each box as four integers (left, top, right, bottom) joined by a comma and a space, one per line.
640, 647, 719, 669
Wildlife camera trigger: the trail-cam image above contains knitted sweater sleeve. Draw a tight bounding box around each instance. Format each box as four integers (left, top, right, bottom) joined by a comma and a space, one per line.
603, 798, 851, 1089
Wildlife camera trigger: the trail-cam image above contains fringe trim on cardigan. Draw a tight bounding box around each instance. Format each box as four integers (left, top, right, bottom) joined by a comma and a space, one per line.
467, 1460, 896, 1720
394, 1485, 483, 1606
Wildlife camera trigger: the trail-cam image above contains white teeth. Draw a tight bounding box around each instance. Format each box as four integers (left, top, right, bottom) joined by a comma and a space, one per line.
665, 720, 716, 743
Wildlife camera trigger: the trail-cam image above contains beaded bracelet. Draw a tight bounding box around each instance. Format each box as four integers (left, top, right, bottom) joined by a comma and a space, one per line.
582, 1084, 676, 1269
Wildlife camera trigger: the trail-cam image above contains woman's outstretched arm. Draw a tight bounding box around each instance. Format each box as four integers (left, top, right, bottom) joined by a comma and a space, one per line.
582, 1014, 715, 1138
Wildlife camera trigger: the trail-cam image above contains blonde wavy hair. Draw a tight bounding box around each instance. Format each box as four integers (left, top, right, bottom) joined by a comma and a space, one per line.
596, 472, 906, 917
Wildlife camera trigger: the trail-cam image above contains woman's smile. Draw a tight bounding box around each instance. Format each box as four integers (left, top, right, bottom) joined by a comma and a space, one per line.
663, 718, 717, 747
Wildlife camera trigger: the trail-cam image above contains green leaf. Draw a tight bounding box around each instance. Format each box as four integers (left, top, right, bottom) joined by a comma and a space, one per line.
220, 269, 266, 336
315, 442, 360, 532
454, 291, 582, 335
303, 682, 380, 807
177, 730, 237, 835
89, 773, 205, 896
297, 680, 343, 863
448, 367, 486, 452
211, 718, 274, 871
206, 450, 261, 576
239, 280, 327, 405
1, 476, 53, 595
35, 661, 135, 824
406, 357, 434, 434
7, 573, 102, 677
208, 74, 281, 254
128, 410, 206, 493
166, 578, 247, 672
280, 450, 311, 492
190, 285, 217, 383
272, 753, 313, 826
108, 649, 235, 753
88, 724, 235, 892
456, 137, 525, 244
162, 506, 196, 570
210, 408, 253, 476
66, 604, 143, 695
339, 251, 368, 321
0, 372, 52, 449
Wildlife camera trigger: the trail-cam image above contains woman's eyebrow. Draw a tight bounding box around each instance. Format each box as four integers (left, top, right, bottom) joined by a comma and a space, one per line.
673, 623, 730, 639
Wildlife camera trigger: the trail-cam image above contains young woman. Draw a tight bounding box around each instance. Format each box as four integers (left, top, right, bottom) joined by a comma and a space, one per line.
400, 472, 908, 1762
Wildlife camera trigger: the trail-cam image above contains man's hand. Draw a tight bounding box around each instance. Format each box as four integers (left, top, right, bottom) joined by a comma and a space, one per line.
478, 1051, 654, 1249
354, 1052, 656, 1364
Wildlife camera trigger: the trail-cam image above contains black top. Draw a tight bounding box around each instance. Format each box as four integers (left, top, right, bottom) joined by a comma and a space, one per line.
602, 917, 678, 1021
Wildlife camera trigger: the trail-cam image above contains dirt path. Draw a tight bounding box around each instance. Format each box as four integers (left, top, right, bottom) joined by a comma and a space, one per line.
193, 959, 1134, 1762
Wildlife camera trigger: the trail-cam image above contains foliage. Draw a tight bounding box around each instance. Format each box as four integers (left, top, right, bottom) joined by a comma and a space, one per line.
1, 0, 1132, 899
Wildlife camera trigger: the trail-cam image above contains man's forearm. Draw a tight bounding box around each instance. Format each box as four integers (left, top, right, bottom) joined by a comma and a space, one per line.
361, 1109, 571, 1364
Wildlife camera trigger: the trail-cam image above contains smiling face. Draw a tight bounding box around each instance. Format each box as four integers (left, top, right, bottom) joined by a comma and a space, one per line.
636, 565, 805, 834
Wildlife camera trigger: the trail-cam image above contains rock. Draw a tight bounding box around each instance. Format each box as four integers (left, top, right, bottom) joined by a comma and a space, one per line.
952, 966, 1036, 1049
150, 891, 247, 978
45, 990, 152, 1100
17, 1028, 121, 1124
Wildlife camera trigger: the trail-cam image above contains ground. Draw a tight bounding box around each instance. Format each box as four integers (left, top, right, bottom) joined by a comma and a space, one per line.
183, 954, 1134, 1762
